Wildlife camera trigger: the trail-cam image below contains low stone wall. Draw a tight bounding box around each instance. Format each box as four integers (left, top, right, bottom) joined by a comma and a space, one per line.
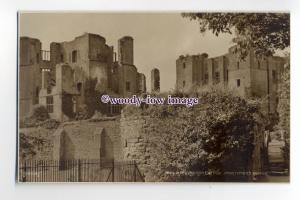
53, 118, 122, 161
120, 114, 266, 181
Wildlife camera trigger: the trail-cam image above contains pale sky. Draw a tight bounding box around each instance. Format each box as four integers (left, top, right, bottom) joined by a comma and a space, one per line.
19, 13, 235, 92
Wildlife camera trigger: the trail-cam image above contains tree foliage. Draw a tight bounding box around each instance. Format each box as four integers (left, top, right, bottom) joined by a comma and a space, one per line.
124, 90, 266, 181
277, 62, 290, 168
182, 13, 290, 58
19, 132, 46, 160
31, 104, 49, 121
79, 78, 107, 119
20, 105, 60, 129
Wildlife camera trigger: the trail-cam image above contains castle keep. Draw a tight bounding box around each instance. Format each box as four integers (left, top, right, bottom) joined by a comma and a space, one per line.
176, 46, 286, 113
19, 33, 146, 121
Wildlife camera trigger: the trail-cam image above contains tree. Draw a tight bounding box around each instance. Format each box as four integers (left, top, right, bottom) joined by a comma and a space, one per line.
182, 13, 290, 58
81, 78, 114, 118
277, 61, 290, 170
124, 90, 266, 181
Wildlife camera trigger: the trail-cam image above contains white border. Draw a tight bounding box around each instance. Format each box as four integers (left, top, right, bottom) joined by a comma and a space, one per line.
0, 0, 299, 200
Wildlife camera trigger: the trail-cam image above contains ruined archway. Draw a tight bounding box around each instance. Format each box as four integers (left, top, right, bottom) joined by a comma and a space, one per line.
94, 127, 114, 161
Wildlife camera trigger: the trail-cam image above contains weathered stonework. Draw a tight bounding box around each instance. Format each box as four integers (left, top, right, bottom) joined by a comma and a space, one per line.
120, 115, 157, 181
53, 119, 122, 161
120, 113, 266, 181
20, 33, 147, 121
19, 37, 43, 118
176, 48, 286, 113
151, 68, 160, 93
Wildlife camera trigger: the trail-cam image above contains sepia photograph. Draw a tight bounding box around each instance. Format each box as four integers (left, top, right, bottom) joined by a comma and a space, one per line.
17, 12, 290, 182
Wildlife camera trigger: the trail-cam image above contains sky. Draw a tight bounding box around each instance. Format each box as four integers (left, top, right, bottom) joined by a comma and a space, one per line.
19, 13, 235, 92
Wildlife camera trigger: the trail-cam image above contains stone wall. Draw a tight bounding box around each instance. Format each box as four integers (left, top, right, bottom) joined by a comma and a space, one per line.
176, 55, 207, 92
175, 48, 286, 113
88, 33, 113, 91
120, 113, 266, 181
137, 73, 146, 93
176, 56, 194, 91
60, 34, 90, 75
39, 64, 76, 121
119, 64, 138, 97
53, 119, 122, 161
120, 115, 155, 181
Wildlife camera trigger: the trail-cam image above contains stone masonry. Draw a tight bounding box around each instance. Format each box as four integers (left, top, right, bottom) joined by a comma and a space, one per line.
19, 33, 147, 121
120, 115, 153, 181
176, 47, 286, 113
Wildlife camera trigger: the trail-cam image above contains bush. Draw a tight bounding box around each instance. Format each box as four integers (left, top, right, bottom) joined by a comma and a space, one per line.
20, 105, 60, 129
41, 119, 60, 129
20, 117, 38, 128
277, 63, 290, 170
19, 132, 36, 160
20, 105, 51, 128
75, 104, 90, 120
123, 90, 265, 181
19, 132, 46, 160
31, 104, 49, 121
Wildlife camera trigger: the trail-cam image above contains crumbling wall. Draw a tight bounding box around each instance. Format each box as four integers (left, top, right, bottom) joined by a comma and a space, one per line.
119, 64, 138, 96
53, 128, 75, 161
89, 61, 109, 91
89, 34, 113, 91
120, 115, 154, 181
137, 73, 146, 93
60, 33, 90, 74
120, 113, 266, 182
50, 42, 62, 79
151, 68, 160, 93
176, 55, 207, 92
53, 120, 122, 161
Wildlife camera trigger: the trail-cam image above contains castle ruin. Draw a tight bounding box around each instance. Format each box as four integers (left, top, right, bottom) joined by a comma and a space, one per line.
19, 33, 147, 121
176, 47, 286, 113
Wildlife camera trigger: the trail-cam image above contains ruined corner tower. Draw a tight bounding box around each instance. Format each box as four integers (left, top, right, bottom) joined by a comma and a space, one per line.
118, 36, 134, 65
151, 68, 160, 93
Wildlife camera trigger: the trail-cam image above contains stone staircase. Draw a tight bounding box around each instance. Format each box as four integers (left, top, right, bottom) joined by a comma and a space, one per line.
268, 140, 288, 175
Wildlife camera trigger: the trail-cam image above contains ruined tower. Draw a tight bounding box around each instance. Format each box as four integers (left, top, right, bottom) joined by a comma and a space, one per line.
137, 73, 146, 93
118, 36, 134, 65
118, 36, 137, 96
19, 37, 43, 118
151, 68, 160, 93
176, 54, 208, 93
